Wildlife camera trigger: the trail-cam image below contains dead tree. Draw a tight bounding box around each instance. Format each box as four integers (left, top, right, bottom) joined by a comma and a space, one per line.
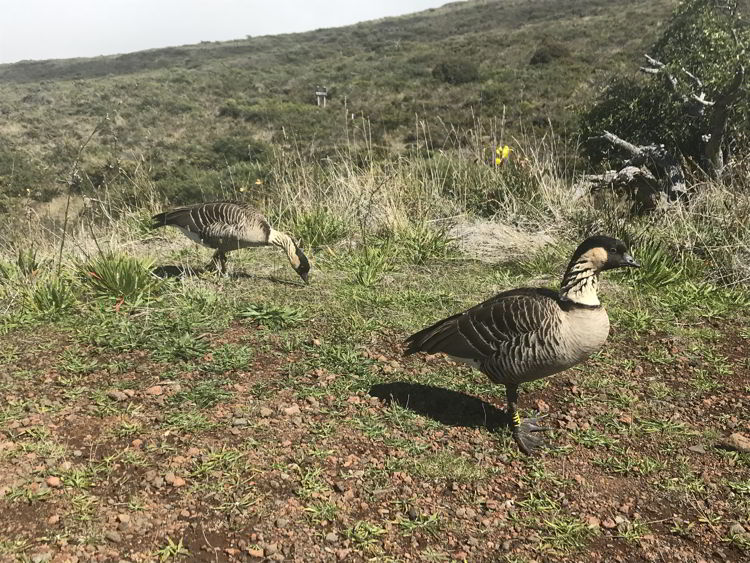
583, 49, 746, 213
582, 131, 687, 212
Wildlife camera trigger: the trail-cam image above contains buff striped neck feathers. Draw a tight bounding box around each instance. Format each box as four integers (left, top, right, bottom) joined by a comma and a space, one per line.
269, 228, 310, 283
559, 235, 640, 307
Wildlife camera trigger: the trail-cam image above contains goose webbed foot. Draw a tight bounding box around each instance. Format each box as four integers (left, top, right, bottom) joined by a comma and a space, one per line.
512, 418, 552, 456
207, 251, 229, 276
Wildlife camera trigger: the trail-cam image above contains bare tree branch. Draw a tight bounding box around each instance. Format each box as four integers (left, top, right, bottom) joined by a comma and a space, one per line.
587, 130, 687, 205
640, 54, 714, 108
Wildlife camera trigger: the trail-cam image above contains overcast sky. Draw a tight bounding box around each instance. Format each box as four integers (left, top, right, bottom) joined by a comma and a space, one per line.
0, 0, 453, 65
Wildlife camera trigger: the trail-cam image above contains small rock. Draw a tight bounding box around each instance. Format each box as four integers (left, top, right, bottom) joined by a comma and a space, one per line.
165, 472, 185, 487
407, 506, 420, 520
259, 407, 273, 417
232, 418, 248, 427
105, 530, 122, 543
131, 439, 143, 449
720, 432, 750, 453
107, 390, 128, 402
117, 513, 130, 523
263, 543, 279, 556
688, 444, 707, 454
325, 532, 338, 543
729, 522, 746, 536
247, 547, 264, 558
333, 481, 347, 493
602, 518, 617, 529
502, 540, 512, 551
282, 405, 301, 416
48, 514, 60, 525
45, 476, 62, 488
30, 553, 52, 563
275, 517, 289, 528
145, 385, 163, 396
586, 516, 601, 529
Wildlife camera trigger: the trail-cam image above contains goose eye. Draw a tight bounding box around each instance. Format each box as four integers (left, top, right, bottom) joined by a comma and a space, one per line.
609, 247, 617, 253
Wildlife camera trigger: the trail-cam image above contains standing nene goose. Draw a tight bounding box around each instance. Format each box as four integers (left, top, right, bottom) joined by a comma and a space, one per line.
151, 202, 310, 282
404, 235, 639, 455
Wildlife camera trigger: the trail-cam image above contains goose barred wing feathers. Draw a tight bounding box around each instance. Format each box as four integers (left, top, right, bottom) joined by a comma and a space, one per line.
404, 288, 565, 385
151, 202, 271, 248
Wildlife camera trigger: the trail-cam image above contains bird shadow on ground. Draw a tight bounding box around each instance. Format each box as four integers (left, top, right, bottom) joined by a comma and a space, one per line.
152, 265, 202, 278
151, 266, 304, 287
369, 381, 510, 432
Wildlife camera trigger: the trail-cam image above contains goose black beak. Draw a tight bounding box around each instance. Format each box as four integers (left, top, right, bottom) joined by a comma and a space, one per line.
622, 253, 640, 268
300, 272, 309, 284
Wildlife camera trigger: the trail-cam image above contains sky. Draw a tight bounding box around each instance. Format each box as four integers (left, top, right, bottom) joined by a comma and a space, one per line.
0, 0, 453, 65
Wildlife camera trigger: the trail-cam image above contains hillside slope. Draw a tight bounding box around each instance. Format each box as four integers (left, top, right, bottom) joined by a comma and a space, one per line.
0, 0, 675, 207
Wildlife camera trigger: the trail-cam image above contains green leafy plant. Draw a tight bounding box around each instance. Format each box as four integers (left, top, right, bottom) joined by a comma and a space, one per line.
622, 239, 685, 288
351, 245, 395, 287
79, 252, 164, 305
169, 379, 232, 408
239, 303, 307, 329
27, 276, 77, 318
388, 222, 456, 265
289, 207, 349, 249
1, 248, 46, 280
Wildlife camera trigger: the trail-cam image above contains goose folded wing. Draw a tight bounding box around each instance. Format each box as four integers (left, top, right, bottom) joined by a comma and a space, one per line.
406, 288, 560, 361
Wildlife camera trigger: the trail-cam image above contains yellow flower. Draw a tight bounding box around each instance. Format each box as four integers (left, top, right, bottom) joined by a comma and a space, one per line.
496, 145, 513, 160
255, 179, 263, 185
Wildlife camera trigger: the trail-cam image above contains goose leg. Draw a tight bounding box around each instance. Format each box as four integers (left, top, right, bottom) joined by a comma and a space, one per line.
208, 250, 228, 275
506, 384, 550, 455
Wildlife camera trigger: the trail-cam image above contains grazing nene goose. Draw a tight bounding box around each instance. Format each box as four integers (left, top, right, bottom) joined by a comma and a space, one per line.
404, 235, 639, 455
151, 201, 310, 282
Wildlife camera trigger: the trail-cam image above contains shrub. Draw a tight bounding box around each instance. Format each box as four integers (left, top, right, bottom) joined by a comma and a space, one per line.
211, 136, 271, 165
529, 41, 570, 65
431, 59, 480, 85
